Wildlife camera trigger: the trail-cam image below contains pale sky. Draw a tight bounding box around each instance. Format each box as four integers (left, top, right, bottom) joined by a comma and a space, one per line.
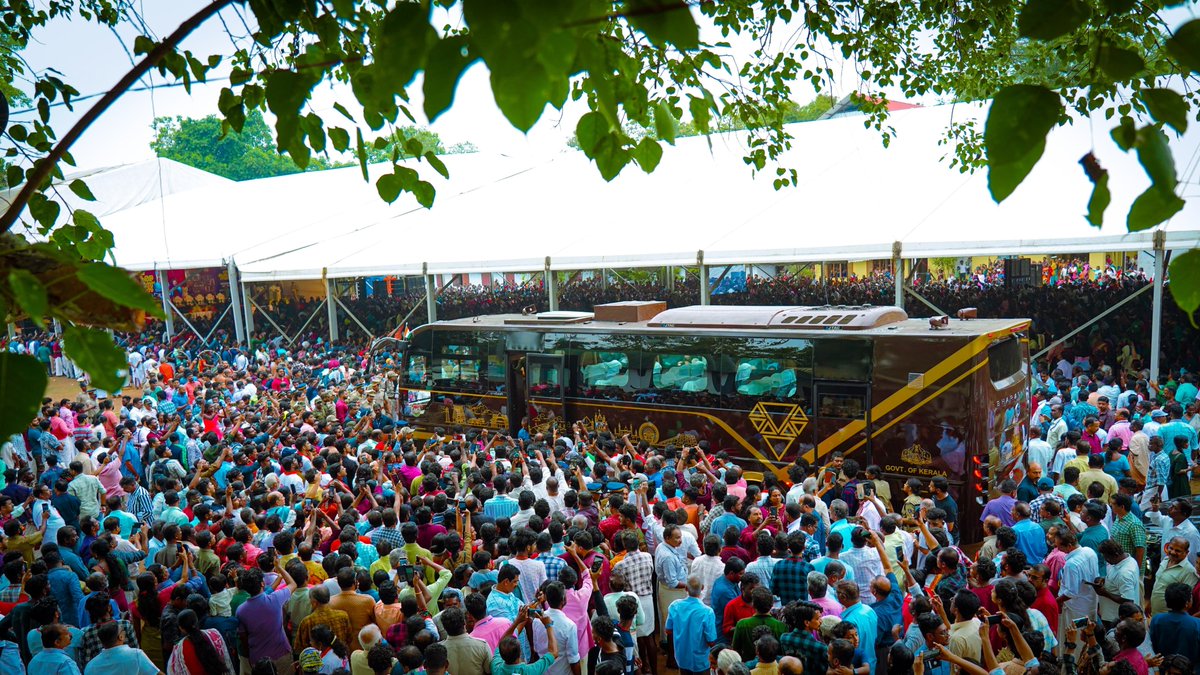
12, 2, 843, 171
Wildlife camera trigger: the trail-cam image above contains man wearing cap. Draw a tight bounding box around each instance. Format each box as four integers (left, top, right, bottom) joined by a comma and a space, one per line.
1145, 408, 1167, 438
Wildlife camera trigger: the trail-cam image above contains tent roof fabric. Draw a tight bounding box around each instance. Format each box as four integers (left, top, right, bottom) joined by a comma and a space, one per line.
77, 102, 1200, 279
0, 157, 233, 242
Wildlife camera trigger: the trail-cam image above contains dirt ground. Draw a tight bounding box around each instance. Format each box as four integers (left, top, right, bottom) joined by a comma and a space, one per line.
44, 376, 141, 407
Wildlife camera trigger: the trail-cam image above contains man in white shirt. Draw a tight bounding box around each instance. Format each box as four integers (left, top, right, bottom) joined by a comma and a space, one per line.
1046, 405, 1069, 458
690, 535, 726, 605
1025, 427, 1054, 473
1147, 497, 1200, 565
1057, 529, 1099, 637
839, 526, 885, 600
1096, 539, 1141, 625
531, 582, 580, 675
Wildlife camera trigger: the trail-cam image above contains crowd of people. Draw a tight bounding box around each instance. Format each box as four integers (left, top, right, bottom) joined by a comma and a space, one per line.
0, 257, 1198, 675
208, 260, 1195, 374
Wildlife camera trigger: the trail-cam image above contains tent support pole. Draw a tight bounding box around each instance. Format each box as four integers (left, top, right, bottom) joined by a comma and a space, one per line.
698, 251, 710, 306
242, 282, 255, 336
290, 299, 326, 345
1032, 283, 1151, 362
249, 297, 295, 345
1150, 230, 1166, 380
710, 265, 733, 296
666, 266, 674, 291
202, 304, 233, 345
157, 269, 175, 338
164, 296, 204, 342
325, 275, 339, 344
334, 295, 373, 339
424, 265, 438, 323
892, 241, 904, 310
903, 286, 952, 318
227, 260, 246, 345
546, 257, 558, 311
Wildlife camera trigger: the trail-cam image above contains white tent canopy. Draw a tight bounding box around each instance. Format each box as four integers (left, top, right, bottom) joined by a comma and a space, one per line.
85, 101, 1200, 279
0, 157, 232, 240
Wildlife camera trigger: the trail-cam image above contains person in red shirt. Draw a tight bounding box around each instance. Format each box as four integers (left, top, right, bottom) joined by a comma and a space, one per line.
720, 573, 761, 638
719, 526, 752, 564
1026, 563, 1059, 637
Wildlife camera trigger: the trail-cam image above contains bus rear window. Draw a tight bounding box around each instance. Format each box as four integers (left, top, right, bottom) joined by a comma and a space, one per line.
988, 337, 1023, 384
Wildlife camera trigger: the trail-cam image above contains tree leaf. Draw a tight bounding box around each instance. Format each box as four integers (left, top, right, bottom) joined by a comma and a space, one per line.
654, 100, 678, 145
377, 173, 402, 203
988, 147, 1043, 203
1018, 0, 1091, 40
575, 112, 608, 157
8, 268, 47, 326
626, 0, 700, 50
633, 137, 663, 173
1134, 125, 1176, 191
1169, 249, 1200, 327
1085, 172, 1110, 227
1140, 88, 1188, 134
1167, 19, 1200, 74
423, 36, 475, 122
1096, 45, 1144, 81
984, 85, 1062, 202
489, 58, 551, 133
593, 134, 631, 181
63, 325, 126, 392
424, 152, 449, 180
68, 179, 96, 201
76, 263, 164, 315
1111, 117, 1137, 151
412, 180, 435, 208
0, 353, 49, 438
1127, 185, 1185, 231
329, 127, 350, 153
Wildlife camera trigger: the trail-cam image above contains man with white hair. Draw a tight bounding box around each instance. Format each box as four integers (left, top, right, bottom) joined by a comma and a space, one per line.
665, 575, 718, 675
349, 624, 390, 675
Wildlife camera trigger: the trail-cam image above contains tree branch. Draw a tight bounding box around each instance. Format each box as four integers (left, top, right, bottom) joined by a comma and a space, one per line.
0, 0, 236, 235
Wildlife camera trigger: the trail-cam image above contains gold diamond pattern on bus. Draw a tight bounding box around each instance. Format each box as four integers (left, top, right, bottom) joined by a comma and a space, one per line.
748, 402, 809, 461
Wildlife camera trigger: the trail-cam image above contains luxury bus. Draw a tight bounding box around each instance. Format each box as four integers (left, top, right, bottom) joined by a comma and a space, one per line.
387, 301, 1030, 545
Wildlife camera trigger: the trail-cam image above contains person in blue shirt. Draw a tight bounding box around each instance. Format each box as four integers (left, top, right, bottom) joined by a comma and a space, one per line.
707, 495, 747, 543
710, 558, 745, 639
28, 622, 81, 675
665, 575, 717, 675
45, 550, 85, 628
56, 527, 90, 581
1103, 441, 1132, 482
1150, 581, 1200, 667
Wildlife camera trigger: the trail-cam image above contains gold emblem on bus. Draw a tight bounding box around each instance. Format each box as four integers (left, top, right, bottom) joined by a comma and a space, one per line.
901, 444, 934, 466
748, 402, 809, 461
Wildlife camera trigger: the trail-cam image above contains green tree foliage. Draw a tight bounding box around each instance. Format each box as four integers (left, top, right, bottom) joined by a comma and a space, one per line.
364, 125, 477, 164
150, 109, 340, 181
0, 0, 1198, 425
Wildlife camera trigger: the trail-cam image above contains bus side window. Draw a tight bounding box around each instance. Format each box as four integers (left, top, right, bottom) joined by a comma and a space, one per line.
580, 351, 630, 389
734, 357, 798, 398
651, 354, 711, 401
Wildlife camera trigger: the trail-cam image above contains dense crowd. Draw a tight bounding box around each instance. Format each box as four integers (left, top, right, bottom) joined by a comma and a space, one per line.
216, 265, 1196, 374
0, 263, 1199, 675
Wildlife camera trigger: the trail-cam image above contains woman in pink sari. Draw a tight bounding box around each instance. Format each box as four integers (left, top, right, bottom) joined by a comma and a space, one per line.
167, 608, 234, 675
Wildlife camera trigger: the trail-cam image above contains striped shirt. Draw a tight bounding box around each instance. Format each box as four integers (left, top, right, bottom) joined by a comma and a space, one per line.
126, 486, 153, 524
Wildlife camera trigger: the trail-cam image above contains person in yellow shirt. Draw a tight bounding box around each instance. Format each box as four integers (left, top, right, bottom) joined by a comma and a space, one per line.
3, 513, 46, 564
1063, 442, 1091, 478
1078, 454, 1119, 503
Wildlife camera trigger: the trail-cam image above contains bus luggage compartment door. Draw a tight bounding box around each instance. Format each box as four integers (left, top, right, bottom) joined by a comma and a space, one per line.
526, 353, 567, 435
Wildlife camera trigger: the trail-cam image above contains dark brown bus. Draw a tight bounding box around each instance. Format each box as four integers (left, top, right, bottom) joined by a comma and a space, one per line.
392, 301, 1030, 545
